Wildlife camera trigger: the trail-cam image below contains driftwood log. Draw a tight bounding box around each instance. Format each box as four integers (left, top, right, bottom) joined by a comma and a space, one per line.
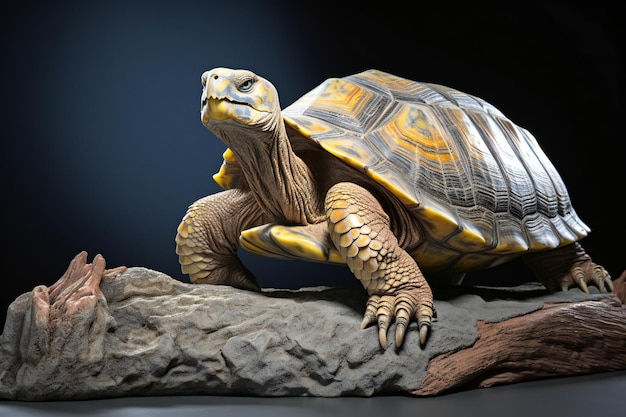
0, 252, 624, 401
415, 289, 626, 395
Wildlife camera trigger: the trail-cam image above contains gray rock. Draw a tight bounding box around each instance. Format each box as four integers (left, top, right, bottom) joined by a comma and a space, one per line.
0, 262, 615, 401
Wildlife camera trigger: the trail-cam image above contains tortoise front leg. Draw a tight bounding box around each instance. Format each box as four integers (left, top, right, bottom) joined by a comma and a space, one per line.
176, 188, 267, 292
325, 182, 434, 349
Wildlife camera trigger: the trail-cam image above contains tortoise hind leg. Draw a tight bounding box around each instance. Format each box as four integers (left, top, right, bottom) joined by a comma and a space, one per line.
176, 189, 267, 292
325, 182, 434, 349
524, 242, 613, 293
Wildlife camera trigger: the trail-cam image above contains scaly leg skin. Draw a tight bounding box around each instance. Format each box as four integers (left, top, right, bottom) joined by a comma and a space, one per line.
524, 242, 613, 293
325, 182, 434, 350
176, 188, 267, 292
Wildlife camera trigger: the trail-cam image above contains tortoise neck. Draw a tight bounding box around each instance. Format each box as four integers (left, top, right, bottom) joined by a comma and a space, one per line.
223, 121, 324, 225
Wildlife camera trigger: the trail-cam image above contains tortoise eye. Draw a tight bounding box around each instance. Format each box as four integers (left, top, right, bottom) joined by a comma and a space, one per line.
238, 79, 255, 93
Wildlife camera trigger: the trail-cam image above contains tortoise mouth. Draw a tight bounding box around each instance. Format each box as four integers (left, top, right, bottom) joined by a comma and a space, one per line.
201, 96, 258, 124
201, 96, 251, 112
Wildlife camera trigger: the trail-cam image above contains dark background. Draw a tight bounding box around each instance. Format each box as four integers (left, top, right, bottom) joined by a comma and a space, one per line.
1, 0, 623, 328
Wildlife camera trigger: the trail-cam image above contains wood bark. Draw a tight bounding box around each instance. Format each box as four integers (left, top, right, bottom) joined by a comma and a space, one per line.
414, 270, 626, 396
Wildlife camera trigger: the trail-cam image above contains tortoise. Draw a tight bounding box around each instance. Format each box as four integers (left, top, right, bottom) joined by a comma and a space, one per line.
176, 68, 613, 349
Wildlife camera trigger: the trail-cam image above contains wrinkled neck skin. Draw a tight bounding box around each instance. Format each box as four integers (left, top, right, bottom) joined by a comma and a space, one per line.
210, 117, 324, 225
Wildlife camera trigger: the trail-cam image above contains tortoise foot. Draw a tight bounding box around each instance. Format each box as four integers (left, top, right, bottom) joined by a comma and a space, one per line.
175, 189, 266, 292
361, 285, 434, 349
525, 242, 613, 293
557, 260, 613, 293
187, 260, 261, 292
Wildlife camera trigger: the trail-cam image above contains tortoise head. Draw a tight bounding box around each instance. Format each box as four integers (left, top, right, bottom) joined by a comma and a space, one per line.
200, 68, 281, 133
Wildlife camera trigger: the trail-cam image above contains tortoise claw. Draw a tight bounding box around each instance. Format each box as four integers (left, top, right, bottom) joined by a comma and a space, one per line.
378, 318, 389, 348
394, 307, 411, 347
395, 323, 407, 348
363, 288, 433, 349
417, 305, 433, 346
577, 276, 590, 294
419, 324, 430, 345
360, 295, 379, 329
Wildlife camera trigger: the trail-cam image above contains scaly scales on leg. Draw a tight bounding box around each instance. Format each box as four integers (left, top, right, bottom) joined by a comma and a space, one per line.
176, 189, 266, 292
325, 182, 434, 348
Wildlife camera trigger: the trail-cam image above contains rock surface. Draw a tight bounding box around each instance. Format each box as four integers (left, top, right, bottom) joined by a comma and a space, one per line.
0, 252, 625, 401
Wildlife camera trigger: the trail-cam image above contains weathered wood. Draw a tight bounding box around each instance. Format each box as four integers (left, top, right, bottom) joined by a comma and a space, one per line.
414, 271, 626, 396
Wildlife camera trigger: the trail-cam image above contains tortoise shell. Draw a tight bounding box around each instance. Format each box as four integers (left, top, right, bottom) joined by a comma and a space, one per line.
214, 70, 589, 273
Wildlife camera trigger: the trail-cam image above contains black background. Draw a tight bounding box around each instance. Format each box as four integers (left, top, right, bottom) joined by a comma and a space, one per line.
1, 0, 623, 329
